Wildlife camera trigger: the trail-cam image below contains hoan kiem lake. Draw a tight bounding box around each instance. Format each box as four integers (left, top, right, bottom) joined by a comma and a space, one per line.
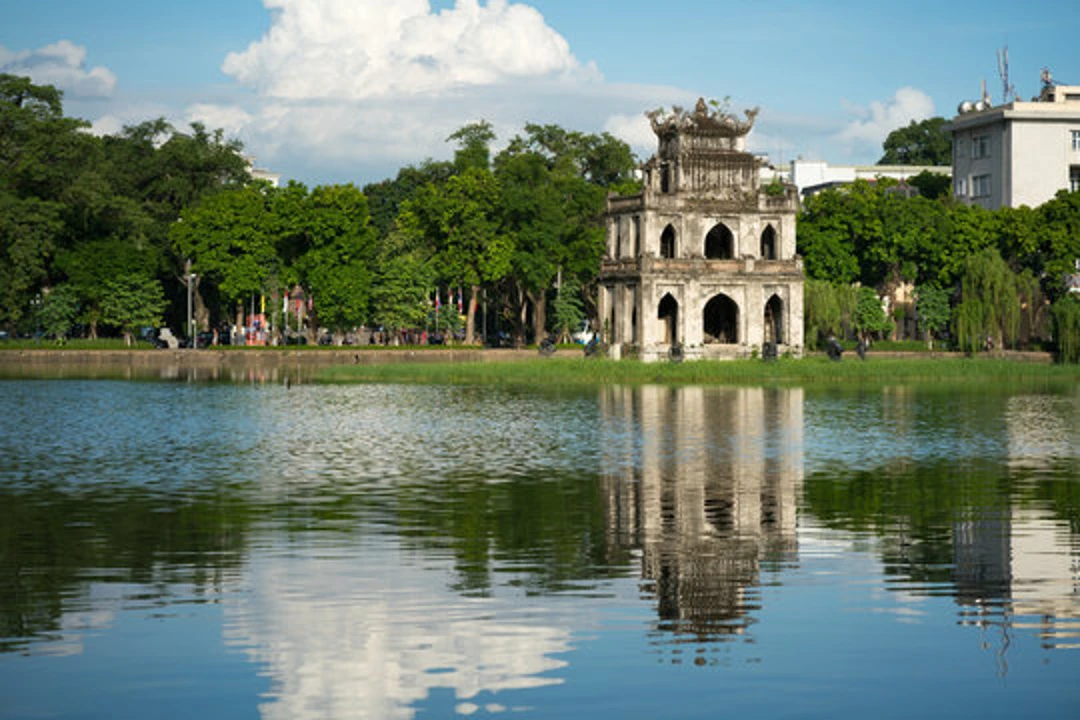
0, 362, 1077, 719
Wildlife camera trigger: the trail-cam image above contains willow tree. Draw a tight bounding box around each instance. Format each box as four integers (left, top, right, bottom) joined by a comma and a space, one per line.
953, 247, 1019, 353
804, 280, 858, 348
1050, 294, 1080, 363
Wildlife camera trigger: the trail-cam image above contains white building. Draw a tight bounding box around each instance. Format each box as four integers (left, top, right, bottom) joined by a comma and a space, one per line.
949, 83, 1080, 210
771, 159, 950, 199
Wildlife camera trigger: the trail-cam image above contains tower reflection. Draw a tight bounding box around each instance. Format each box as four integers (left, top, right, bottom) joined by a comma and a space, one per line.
600, 386, 804, 652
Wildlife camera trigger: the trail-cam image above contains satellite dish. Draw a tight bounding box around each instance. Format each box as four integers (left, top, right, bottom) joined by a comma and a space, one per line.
974, 100, 988, 112
958, 100, 975, 114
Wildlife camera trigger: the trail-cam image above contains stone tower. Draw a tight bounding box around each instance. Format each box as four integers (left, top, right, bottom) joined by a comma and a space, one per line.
598, 99, 804, 362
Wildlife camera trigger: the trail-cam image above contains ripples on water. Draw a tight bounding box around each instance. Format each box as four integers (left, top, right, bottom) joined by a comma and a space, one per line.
0, 378, 1077, 719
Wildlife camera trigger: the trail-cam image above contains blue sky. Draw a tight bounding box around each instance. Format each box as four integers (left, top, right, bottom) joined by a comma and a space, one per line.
4, 0, 1079, 186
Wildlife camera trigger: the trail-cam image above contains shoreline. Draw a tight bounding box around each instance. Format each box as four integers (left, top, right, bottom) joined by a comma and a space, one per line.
0, 347, 1068, 385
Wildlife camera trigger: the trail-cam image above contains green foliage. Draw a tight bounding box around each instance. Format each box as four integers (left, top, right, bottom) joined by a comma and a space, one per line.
294, 184, 377, 333
170, 184, 278, 304
914, 285, 951, 346
853, 286, 892, 339
448, 121, 496, 172
804, 280, 857, 348
36, 284, 79, 341
551, 275, 586, 340
953, 248, 1020, 352
906, 170, 951, 200
100, 275, 166, 345
1050, 293, 1080, 363
764, 176, 786, 197
878, 117, 951, 166
1039, 190, 1080, 293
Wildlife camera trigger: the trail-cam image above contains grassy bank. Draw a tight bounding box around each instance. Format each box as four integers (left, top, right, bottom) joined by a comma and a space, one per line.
319, 356, 1079, 387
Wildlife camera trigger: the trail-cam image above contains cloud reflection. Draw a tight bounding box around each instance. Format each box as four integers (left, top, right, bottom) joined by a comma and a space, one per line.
222, 542, 569, 720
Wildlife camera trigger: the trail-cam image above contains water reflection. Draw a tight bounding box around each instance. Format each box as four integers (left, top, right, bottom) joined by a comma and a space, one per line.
1, 379, 1078, 719
223, 542, 569, 720
600, 386, 803, 655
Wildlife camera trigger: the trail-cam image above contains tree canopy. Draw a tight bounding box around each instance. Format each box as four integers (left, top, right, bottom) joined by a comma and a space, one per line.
878, 117, 951, 166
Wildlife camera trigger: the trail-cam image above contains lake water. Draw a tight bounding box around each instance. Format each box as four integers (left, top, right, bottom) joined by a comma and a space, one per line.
0, 376, 1077, 719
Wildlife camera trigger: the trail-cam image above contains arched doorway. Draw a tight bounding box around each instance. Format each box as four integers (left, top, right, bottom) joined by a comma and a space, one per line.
703, 294, 739, 343
660, 225, 676, 259
764, 295, 784, 344
705, 223, 734, 259
760, 225, 777, 260
658, 294, 678, 345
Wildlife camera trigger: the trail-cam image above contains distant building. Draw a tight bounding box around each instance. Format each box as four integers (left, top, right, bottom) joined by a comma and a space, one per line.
948, 82, 1080, 209
762, 159, 950, 199
245, 155, 281, 188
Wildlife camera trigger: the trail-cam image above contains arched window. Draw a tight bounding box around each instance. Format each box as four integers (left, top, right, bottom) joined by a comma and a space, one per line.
764, 295, 784, 344
705, 223, 734, 259
703, 294, 739, 343
660, 225, 676, 259
658, 294, 679, 345
760, 225, 777, 260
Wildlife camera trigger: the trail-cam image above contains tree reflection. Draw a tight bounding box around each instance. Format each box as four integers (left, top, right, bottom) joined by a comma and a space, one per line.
0, 485, 253, 653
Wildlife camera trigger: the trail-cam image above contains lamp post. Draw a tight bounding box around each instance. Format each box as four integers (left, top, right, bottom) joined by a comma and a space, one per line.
185, 259, 197, 349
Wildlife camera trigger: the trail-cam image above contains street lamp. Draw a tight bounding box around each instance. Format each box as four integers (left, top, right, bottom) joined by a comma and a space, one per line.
185, 259, 197, 349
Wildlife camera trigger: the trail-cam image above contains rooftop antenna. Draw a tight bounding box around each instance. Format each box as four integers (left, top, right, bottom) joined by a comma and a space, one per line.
997, 46, 1016, 104
1040, 67, 1054, 88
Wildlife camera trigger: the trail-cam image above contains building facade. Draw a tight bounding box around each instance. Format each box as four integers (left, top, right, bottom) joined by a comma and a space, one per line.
598, 99, 804, 362
949, 83, 1080, 210
778, 159, 950, 199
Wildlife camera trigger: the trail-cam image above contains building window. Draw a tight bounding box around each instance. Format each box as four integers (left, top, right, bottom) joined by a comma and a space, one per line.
955, 177, 967, 197
1071, 166, 1080, 193
972, 135, 990, 159
1072, 130, 1080, 152
955, 138, 964, 160
972, 174, 991, 198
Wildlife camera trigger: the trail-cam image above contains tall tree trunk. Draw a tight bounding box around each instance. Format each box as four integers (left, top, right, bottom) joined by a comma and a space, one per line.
466, 285, 479, 344
529, 289, 547, 344
194, 277, 209, 332
513, 280, 528, 347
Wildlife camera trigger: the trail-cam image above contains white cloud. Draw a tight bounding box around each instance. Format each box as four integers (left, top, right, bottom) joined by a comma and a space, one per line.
833, 87, 935, 158
0, 40, 117, 98
603, 112, 655, 157
221, 0, 591, 100
181, 1, 688, 183
186, 103, 255, 137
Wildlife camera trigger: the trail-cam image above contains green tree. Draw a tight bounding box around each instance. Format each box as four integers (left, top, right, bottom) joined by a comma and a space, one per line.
36, 284, 79, 342
294, 184, 377, 338
852, 286, 892, 341
953, 247, 1019, 353
1039, 190, 1080, 296
404, 168, 512, 343
914, 284, 951, 349
169, 184, 278, 326
100, 275, 166, 345
448, 121, 496, 173
0, 194, 63, 328
879, 117, 951, 166
551, 274, 586, 341
804, 280, 858, 348
907, 170, 951, 200
1050, 293, 1080, 363
369, 219, 436, 336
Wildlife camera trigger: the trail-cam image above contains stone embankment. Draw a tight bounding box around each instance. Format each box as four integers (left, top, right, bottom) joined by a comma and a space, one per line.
0, 347, 531, 381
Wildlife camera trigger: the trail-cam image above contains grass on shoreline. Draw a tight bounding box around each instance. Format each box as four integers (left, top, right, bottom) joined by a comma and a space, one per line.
318, 356, 1079, 387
